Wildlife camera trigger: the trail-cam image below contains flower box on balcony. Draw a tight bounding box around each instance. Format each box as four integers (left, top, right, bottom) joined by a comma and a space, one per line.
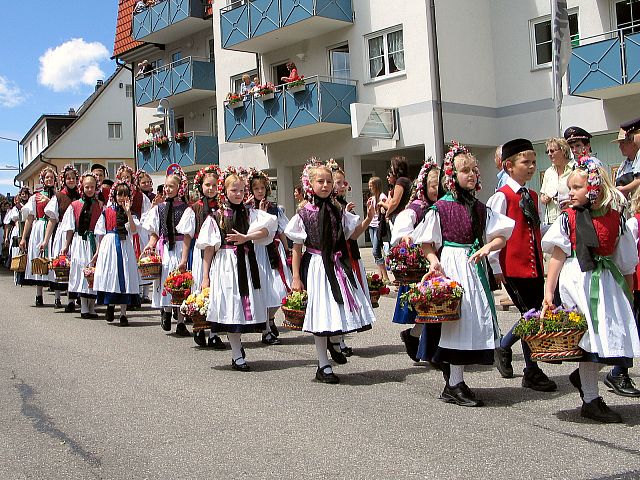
255, 92, 275, 101
155, 136, 170, 148
137, 141, 153, 152
287, 83, 306, 93
174, 133, 190, 144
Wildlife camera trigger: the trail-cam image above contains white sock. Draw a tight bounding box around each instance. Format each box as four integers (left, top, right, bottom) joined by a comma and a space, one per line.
579, 362, 601, 403
328, 335, 341, 347
120, 304, 127, 315
339, 335, 348, 349
142, 285, 150, 298
228, 333, 245, 364
314, 336, 332, 371
88, 298, 96, 314
80, 298, 89, 314
55, 290, 61, 300
449, 365, 464, 387
410, 324, 424, 337
36, 286, 43, 296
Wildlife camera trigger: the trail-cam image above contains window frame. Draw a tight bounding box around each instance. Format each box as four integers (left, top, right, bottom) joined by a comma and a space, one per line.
125, 84, 134, 98
611, 0, 640, 36
73, 161, 91, 175
363, 25, 405, 83
529, 9, 580, 71
231, 69, 258, 93
327, 42, 350, 80
107, 161, 122, 181
108, 122, 123, 140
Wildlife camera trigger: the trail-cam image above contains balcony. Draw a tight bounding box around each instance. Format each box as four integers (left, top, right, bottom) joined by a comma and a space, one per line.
135, 57, 215, 108
221, 0, 353, 53
224, 76, 356, 144
568, 31, 640, 99
137, 133, 219, 172
132, 0, 211, 44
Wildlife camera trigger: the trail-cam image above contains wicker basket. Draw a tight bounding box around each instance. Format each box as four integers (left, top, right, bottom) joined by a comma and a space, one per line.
282, 306, 305, 331
392, 268, 426, 286
31, 256, 50, 275
84, 269, 95, 289
369, 290, 381, 308
169, 288, 189, 306
414, 300, 461, 323
138, 262, 162, 281
10, 253, 27, 272
52, 266, 70, 282
522, 329, 586, 362
189, 312, 210, 332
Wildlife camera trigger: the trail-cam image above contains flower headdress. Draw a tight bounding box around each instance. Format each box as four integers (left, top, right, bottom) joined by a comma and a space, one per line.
116, 164, 136, 184
442, 141, 481, 197
108, 179, 133, 206
79, 172, 98, 196
39, 166, 58, 189
58, 164, 79, 187
165, 163, 188, 198
415, 157, 438, 201
217, 165, 247, 205
247, 168, 272, 197
574, 154, 602, 203
133, 168, 150, 188
194, 165, 222, 194
301, 157, 325, 200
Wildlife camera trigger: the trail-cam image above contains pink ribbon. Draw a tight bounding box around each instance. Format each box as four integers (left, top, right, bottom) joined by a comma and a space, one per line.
221, 244, 254, 321
306, 248, 358, 313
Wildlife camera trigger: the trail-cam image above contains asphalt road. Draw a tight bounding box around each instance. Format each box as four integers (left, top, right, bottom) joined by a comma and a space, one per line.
1, 268, 639, 480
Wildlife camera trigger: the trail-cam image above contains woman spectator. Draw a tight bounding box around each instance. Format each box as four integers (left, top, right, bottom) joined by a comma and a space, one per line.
378, 156, 412, 225
240, 74, 254, 96
540, 137, 573, 224
281, 62, 301, 83
367, 176, 389, 283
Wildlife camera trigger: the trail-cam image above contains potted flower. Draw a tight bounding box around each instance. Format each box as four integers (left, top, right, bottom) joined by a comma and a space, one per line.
514, 307, 587, 362
83, 265, 96, 290
180, 288, 210, 331
174, 132, 190, 144
254, 82, 275, 101
400, 273, 464, 323
137, 140, 152, 151
281, 290, 308, 330
226, 92, 243, 109
367, 273, 390, 308
386, 241, 429, 285
51, 254, 70, 281
163, 269, 194, 305
155, 135, 169, 147
286, 76, 306, 93
138, 249, 162, 280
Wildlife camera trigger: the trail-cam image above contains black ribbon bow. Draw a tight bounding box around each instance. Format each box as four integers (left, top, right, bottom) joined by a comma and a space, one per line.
573, 204, 600, 272
519, 187, 540, 228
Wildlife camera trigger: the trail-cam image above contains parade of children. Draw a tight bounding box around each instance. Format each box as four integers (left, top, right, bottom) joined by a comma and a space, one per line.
7, 138, 640, 424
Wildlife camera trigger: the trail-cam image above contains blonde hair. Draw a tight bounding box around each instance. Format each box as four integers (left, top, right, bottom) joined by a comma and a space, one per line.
545, 137, 571, 161
309, 165, 333, 183
453, 153, 477, 171
630, 186, 640, 214
504, 150, 535, 168
567, 166, 619, 211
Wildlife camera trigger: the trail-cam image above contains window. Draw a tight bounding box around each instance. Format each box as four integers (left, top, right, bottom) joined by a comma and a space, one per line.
210, 107, 218, 137
231, 69, 258, 93
175, 117, 185, 134
73, 162, 90, 175
208, 38, 215, 63
41, 128, 46, 148
108, 122, 122, 140
365, 26, 405, 80
107, 161, 121, 181
35, 134, 39, 153
171, 51, 182, 64
125, 84, 133, 98
614, 0, 640, 35
530, 11, 579, 69
329, 44, 350, 80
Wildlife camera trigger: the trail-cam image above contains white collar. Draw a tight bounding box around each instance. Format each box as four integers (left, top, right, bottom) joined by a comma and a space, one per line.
505, 175, 526, 193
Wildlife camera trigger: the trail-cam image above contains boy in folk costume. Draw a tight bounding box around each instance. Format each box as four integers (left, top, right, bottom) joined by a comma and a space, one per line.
487, 139, 557, 392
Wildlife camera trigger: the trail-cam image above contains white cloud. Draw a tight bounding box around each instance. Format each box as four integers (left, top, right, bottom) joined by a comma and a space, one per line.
38, 39, 110, 92
0, 76, 26, 108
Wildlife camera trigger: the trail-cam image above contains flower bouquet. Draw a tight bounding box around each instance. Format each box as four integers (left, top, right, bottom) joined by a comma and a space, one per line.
51, 254, 70, 281
83, 265, 96, 290
367, 273, 390, 308
386, 241, 429, 285
281, 290, 307, 330
400, 273, 464, 323
154, 135, 169, 147
514, 307, 587, 362
174, 132, 190, 144
163, 269, 193, 305
138, 249, 162, 280
180, 288, 210, 331
137, 140, 152, 151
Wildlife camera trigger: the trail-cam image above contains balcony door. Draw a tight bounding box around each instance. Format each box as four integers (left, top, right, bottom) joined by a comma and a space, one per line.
272, 62, 290, 86
329, 44, 350, 83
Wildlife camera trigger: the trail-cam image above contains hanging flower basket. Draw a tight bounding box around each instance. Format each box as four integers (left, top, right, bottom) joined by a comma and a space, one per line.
400, 273, 464, 323
138, 250, 162, 280
386, 241, 429, 286
163, 269, 194, 306
174, 132, 190, 144
367, 273, 390, 308
180, 289, 211, 331
137, 140, 152, 152
83, 265, 96, 290
281, 291, 307, 330
256, 92, 275, 101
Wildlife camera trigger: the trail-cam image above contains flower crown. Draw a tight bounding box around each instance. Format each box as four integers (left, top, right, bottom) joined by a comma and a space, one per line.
247, 168, 272, 198
39, 167, 58, 189
133, 168, 150, 187
116, 164, 136, 184
301, 157, 325, 200
442, 141, 481, 196
574, 154, 602, 203
58, 164, 79, 186
415, 157, 438, 201
217, 165, 247, 205
108, 179, 133, 206
79, 172, 98, 196
194, 165, 222, 194
165, 163, 188, 198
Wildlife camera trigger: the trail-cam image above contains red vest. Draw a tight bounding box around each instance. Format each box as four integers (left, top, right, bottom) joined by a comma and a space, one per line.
35, 192, 50, 219
71, 199, 102, 231
104, 207, 121, 231
498, 185, 544, 278
131, 190, 144, 219
566, 207, 620, 257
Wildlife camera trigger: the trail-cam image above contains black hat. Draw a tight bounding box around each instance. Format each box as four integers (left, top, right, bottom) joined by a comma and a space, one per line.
621, 117, 640, 135
563, 126, 592, 143
102, 179, 114, 187
501, 138, 534, 162
90, 163, 107, 173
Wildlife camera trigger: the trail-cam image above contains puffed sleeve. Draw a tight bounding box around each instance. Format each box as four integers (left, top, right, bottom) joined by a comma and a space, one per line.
176, 207, 196, 236
414, 209, 442, 249
614, 217, 639, 275
249, 209, 278, 246
276, 206, 290, 233
128, 215, 140, 234
59, 205, 76, 233
541, 212, 572, 256
486, 208, 514, 243
343, 210, 361, 240
390, 209, 418, 246
142, 205, 160, 235
285, 214, 306, 244
22, 196, 36, 217
94, 215, 106, 236
195, 216, 221, 251
142, 193, 152, 215
44, 196, 59, 221
5, 207, 18, 224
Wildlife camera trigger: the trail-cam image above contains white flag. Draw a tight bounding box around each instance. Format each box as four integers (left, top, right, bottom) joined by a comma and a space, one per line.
552, 0, 571, 106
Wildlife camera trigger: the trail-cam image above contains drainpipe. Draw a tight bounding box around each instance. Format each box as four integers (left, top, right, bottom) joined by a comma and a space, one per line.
426, 0, 444, 161
116, 59, 138, 170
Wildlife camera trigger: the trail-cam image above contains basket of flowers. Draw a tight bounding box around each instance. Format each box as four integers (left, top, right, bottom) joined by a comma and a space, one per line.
163, 269, 193, 306
83, 265, 96, 289
137, 140, 152, 151
138, 250, 162, 280
180, 288, 210, 332
386, 241, 429, 285
50, 254, 70, 281
31, 252, 50, 276
10, 252, 27, 272
514, 307, 587, 362
400, 273, 464, 323
281, 291, 307, 330
367, 273, 390, 308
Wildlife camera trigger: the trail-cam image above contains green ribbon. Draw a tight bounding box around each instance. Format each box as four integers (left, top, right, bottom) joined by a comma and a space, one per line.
82, 231, 97, 256
443, 239, 500, 340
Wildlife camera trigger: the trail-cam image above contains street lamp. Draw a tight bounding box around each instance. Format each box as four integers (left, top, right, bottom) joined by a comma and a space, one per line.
154, 98, 175, 140
0, 136, 21, 188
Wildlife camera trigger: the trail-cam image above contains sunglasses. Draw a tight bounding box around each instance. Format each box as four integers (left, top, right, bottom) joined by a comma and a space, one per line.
546, 149, 559, 154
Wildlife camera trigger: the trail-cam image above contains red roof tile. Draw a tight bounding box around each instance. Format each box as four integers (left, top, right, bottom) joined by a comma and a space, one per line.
113, 0, 144, 59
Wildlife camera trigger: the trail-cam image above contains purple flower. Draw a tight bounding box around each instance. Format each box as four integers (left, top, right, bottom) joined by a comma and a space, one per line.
399, 248, 407, 255
523, 308, 539, 320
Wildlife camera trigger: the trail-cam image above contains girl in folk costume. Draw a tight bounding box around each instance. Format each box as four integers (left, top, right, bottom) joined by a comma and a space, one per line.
94, 181, 141, 326
39, 165, 81, 311
197, 166, 277, 372
19, 167, 58, 306
134, 169, 156, 303
136, 169, 156, 202
285, 161, 376, 384
414, 143, 514, 406
247, 168, 292, 346
176, 164, 226, 349
142, 164, 191, 336
59, 172, 104, 319
6, 187, 31, 286
542, 157, 640, 423
389, 159, 441, 363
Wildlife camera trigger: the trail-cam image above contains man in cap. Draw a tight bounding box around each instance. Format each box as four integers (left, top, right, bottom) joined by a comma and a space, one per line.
613, 117, 640, 199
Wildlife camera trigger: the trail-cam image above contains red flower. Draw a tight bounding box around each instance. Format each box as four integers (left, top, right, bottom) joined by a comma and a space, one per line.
282, 297, 288, 306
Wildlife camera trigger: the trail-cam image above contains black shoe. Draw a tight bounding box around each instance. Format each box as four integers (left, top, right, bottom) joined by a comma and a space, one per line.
35, 295, 43, 307
54, 298, 63, 308
495, 346, 514, 378
328, 341, 348, 364
80, 312, 98, 319
175, 322, 190, 337
119, 315, 129, 326
262, 332, 281, 345
105, 305, 115, 323
141, 297, 152, 304
604, 371, 640, 397
232, 358, 251, 372
581, 397, 623, 423
569, 368, 584, 399
241, 347, 246, 359
270, 322, 280, 337
440, 382, 484, 407
64, 301, 76, 313
400, 328, 420, 362
208, 335, 227, 350
194, 330, 206, 347
522, 367, 557, 392
341, 345, 353, 357
315, 365, 340, 384
172, 309, 178, 320
160, 311, 171, 331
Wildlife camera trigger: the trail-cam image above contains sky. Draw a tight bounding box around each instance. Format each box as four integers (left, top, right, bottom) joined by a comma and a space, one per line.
0, 1, 120, 195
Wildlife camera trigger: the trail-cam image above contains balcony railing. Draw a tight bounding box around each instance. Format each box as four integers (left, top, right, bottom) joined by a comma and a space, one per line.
569, 30, 640, 98
221, 0, 353, 52
135, 57, 215, 107
224, 76, 356, 143
137, 133, 219, 172
132, 0, 209, 44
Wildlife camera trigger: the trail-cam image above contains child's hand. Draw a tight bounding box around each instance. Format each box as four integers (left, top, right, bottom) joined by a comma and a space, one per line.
177, 261, 187, 273
540, 295, 555, 319
468, 245, 491, 264
346, 202, 355, 213
201, 278, 209, 290
401, 236, 413, 246
152, 195, 163, 207
365, 199, 375, 219
227, 229, 247, 245
259, 199, 269, 211
37, 241, 46, 253
123, 198, 131, 213
428, 261, 444, 276
493, 273, 504, 288
292, 277, 303, 292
